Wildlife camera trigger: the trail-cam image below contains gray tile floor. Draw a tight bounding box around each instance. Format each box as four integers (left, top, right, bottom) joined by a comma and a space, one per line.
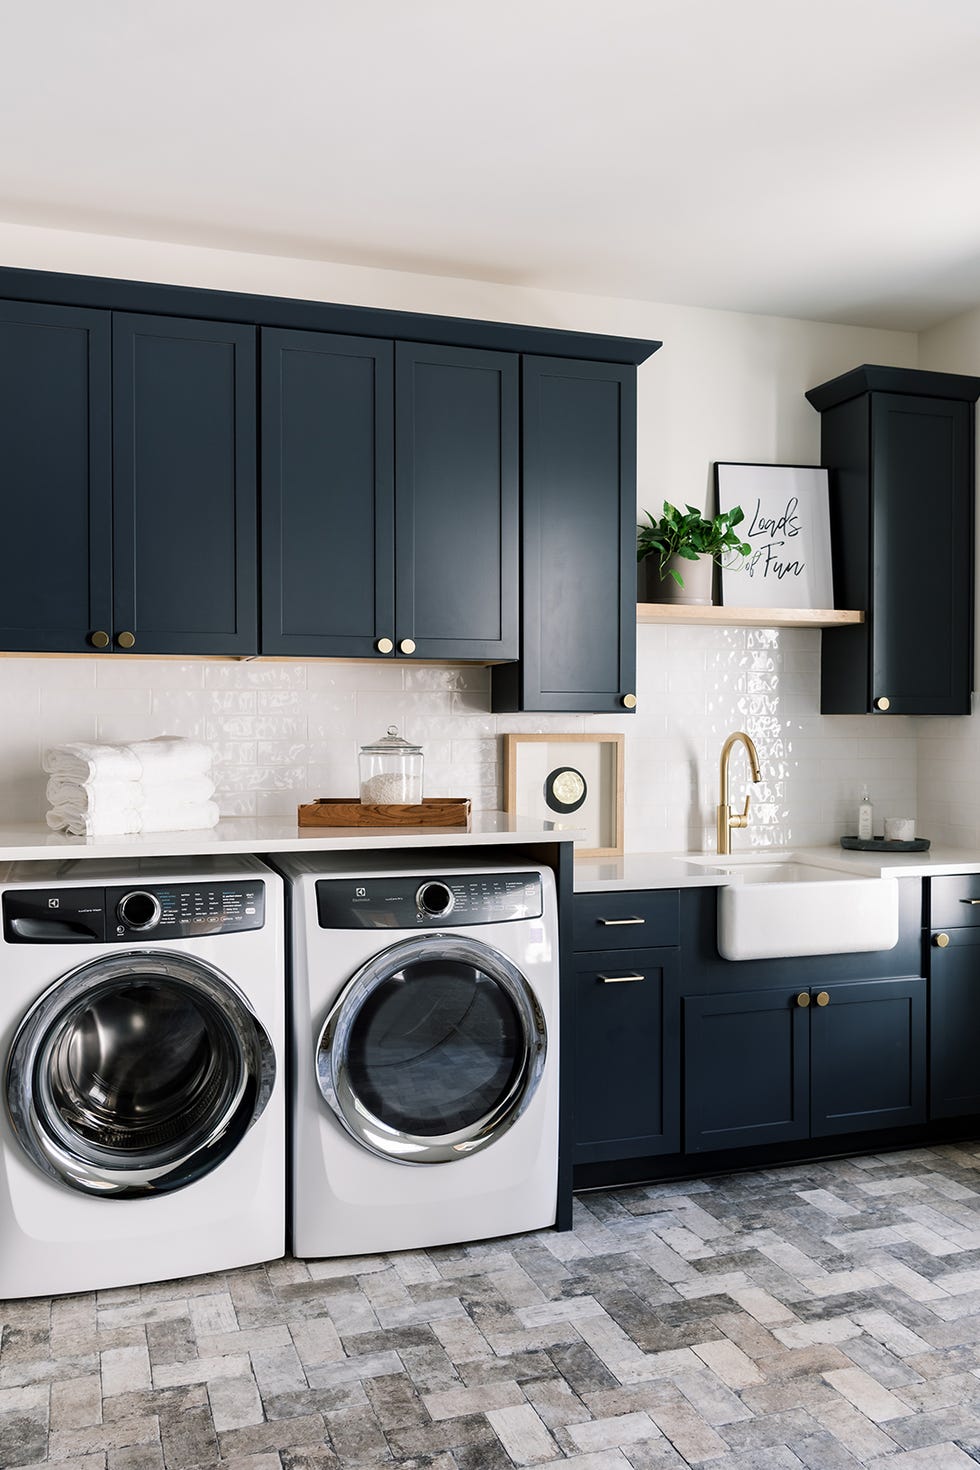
5, 1143, 980, 1469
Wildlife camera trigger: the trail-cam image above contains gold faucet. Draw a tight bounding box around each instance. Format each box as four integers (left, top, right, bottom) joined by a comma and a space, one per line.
717, 731, 762, 855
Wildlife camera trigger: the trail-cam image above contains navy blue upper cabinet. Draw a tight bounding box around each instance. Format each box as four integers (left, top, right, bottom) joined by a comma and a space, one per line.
492, 356, 637, 713
262, 333, 518, 661
0, 303, 256, 656
261, 329, 394, 658
807, 366, 980, 715
395, 343, 518, 661
0, 300, 112, 652
113, 315, 257, 656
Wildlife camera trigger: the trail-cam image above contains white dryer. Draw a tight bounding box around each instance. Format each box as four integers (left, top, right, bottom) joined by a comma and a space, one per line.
0, 855, 285, 1298
275, 853, 559, 1258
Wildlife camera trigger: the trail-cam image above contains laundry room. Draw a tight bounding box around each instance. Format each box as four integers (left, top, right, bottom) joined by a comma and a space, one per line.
3, 3, 980, 1468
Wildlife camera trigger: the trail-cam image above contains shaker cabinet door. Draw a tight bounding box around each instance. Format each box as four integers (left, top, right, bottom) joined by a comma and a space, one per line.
0, 300, 112, 652
394, 342, 518, 661
809, 977, 926, 1136
261, 328, 394, 658
112, 314, 257, 656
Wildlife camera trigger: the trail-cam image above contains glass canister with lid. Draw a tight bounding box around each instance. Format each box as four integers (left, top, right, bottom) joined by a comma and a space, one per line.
358, 726, 424, 806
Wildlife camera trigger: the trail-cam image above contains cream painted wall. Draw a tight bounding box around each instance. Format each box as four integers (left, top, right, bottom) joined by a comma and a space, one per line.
0, 222, 922, 850
914, 309, 980, 846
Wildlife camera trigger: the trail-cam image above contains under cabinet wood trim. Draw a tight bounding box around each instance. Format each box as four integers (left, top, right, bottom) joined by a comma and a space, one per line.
637, 604, 864, 629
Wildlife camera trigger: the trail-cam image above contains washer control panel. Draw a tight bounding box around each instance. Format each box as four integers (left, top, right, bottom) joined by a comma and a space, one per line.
316, 872, 543, 929
2, 882, 265, 944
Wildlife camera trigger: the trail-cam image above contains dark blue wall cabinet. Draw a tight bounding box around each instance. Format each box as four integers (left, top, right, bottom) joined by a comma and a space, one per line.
492, 357, 638, 713
807, 365, 980, 715
262, 333, 518, 661
0, 301, 111, 652
113, 315, 257, 655
261, 330, 394, 658
0, 303, 256, 655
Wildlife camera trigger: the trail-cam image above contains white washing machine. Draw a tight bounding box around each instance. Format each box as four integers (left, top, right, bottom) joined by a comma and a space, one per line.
275, 852, 559, 1258
0, 855, 285, 1299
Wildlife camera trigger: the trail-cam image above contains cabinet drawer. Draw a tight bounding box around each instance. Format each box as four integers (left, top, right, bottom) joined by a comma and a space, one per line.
573, 890, 679, 951
930, 874, 980, 930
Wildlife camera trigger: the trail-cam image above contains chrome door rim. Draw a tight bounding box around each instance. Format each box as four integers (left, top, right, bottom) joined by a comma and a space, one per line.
316, 933, 547, 1165
5, 950, 276, 1197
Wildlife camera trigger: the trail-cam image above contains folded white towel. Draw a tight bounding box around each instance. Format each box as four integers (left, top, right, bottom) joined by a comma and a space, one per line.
46, 808, 143, 838
128, 738, 213, 784
139, 800, 220, 834
43, 743, 141, 782
45, 800, 220, 838
45, 774, 216, 814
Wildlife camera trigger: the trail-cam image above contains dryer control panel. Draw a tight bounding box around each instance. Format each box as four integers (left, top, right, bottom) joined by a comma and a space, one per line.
2, 881, 265, 943
316, 872, 543, 929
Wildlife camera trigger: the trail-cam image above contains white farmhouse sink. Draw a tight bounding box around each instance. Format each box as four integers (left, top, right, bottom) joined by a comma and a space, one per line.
684, 852, 900, 961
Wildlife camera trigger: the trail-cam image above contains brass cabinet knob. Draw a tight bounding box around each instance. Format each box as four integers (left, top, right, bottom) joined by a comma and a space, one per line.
399, 638, 416, 655
934, 932, 951, 948
875, 696, 891, 711
375, 637, 394, 655
816, 991, 830, 1007
796, 992, 810, 1007
89, 630, 110, 650
622, 693, 637, 710
116, 631, 136, 650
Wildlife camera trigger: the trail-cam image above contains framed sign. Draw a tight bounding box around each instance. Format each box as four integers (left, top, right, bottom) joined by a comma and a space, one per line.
715, 462, 834, 609
502, 733, 624, 857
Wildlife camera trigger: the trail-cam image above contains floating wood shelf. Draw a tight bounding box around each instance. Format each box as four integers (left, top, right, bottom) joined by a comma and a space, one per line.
636, 604, 864, 629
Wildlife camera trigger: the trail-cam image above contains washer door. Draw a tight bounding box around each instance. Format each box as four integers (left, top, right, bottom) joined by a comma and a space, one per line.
316, 934, 547, 1165
5, 951, 276, 1198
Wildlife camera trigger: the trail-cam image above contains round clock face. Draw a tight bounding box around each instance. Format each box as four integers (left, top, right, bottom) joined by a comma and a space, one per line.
544, 765, 587, 814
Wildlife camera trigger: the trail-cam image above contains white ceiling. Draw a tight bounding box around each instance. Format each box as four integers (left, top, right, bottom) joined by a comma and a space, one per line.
4, 0, 980, 331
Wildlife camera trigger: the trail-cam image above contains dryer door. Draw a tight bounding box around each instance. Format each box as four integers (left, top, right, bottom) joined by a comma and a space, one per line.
316, 934, 547, 1164
5, 951, 275, 1197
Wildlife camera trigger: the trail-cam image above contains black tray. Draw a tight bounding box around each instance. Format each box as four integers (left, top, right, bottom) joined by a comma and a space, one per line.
840, 835, 930, 853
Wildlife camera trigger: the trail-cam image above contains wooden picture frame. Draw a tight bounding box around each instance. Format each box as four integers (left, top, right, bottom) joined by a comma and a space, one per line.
503, 733, 624, 857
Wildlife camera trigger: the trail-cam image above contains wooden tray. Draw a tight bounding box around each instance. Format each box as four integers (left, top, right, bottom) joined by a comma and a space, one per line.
298, 797, 471, 829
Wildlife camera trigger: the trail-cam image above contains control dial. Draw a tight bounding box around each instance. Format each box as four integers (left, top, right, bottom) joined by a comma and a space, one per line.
116, 890, 162, 932
416, 881, 454, 919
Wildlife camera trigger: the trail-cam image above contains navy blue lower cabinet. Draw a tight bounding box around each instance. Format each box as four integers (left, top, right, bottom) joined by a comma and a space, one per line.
112, 314, 258, 656
930, 926, 980, 1118
0, 299, 112, 652
572, 947, 680, 1164
809, 978, 926, 1136
684, 989, 810, 1152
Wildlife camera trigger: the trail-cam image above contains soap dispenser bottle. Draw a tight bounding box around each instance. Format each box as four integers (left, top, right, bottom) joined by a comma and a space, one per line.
858, 789, 874, 842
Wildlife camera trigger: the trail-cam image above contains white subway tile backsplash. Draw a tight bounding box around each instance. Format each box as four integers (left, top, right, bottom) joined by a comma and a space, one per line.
0, 624, 923, 852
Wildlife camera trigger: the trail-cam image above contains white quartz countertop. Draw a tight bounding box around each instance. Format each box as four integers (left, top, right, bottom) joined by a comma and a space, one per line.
573, 844, 980, 891
0, 813, 578, 863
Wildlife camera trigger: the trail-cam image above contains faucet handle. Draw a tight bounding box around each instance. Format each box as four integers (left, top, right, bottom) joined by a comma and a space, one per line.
730, 793, 752, 830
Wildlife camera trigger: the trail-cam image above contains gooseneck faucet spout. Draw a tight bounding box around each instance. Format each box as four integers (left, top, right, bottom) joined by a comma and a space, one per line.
717, 731, 762, 855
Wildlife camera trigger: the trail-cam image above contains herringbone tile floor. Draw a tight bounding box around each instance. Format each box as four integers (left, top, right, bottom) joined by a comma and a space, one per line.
5, 1143, 980, 1468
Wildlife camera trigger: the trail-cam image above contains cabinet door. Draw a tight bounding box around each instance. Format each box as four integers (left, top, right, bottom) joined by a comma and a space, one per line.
684, 989, 809, 1152
0, 300, 111, 652
870, 394, 972, 715
394, 343, 518, 660
810, 977, 926, 1137
492, 356, 636, 713
930, 929, 980, 1118
572, 948, 679, 1164
112, 314, 257, 656
261, 329, 394, 658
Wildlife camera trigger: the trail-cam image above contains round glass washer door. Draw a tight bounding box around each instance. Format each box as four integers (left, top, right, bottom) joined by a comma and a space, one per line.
5, 951, 276, 1198
317, 934, 547, 1165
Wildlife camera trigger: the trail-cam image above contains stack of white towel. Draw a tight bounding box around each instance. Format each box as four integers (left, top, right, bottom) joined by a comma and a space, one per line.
44, 738, 220, 837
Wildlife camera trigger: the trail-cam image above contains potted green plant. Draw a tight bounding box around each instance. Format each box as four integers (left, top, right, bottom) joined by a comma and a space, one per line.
637, 501, 751, 606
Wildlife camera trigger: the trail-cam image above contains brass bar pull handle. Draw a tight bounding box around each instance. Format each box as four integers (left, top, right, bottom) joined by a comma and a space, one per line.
598, 973, 645, 984
960, 899, 980, 905
598, 916, 645, 927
